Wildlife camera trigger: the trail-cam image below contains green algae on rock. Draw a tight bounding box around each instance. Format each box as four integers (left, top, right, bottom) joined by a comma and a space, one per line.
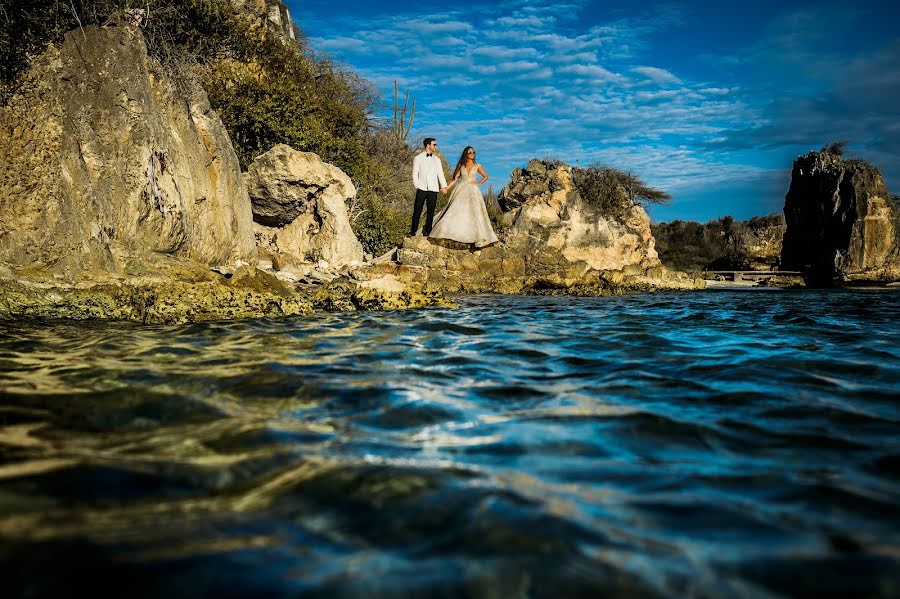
0, 268, 312, 324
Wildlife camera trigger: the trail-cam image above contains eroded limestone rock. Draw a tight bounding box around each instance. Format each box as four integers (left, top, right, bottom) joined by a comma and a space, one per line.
503, 160, 659, 271
245, 145, 365, 268
0, 27, 448, 322
0, 25, 257, 279
781, 149, 900, 284
0, 265, 311, 324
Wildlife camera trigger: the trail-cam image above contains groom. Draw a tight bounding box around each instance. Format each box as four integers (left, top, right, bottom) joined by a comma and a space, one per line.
410, 137, 447, 236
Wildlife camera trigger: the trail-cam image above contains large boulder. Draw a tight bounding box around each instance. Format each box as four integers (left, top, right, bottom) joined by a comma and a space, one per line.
781, 149, 900, 284
499, 159, 570, 212
245, 145, 365, 267
0, 25, 257, 280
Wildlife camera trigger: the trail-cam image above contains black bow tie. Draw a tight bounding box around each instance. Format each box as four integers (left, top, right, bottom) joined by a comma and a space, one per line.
426, 153, 433, 157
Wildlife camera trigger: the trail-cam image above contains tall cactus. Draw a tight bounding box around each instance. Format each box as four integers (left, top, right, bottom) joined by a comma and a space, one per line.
393, 80, 415, 142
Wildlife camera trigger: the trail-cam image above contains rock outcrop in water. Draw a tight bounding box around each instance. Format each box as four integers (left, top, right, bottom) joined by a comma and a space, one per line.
781, 148, 900, 284
0, 25, 707, 323
388, 159, 702, 294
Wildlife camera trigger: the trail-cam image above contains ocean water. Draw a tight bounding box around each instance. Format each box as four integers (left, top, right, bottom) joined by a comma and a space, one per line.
0, 289, 898, 598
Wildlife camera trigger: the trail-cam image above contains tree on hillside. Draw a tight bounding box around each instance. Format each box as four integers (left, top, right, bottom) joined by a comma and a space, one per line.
822, 140, 849, 156
573, 163, 671, 217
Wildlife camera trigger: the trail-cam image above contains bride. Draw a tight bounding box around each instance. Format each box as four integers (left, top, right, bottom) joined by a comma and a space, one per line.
428, 146, 499, 248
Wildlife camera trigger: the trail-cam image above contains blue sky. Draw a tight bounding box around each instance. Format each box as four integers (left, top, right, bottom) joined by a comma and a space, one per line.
286, 0, 899, 222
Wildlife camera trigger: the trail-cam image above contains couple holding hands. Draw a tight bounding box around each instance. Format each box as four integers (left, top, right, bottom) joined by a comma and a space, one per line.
410, 137, 499, 248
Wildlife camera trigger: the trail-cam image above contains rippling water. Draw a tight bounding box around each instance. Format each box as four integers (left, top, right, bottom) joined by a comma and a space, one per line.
1, 289, 899, 597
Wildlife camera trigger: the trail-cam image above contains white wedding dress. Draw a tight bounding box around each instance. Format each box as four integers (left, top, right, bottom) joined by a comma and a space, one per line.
428, 164, 499, 248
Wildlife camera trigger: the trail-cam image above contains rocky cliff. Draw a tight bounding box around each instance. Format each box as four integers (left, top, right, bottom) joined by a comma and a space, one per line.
0, 25, 704, 324
781, 149, 900, 284
0, 25, 446, 322
0, 25, 256, 280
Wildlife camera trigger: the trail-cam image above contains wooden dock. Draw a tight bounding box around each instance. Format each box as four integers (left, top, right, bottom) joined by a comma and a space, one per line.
707, 270, 803, 282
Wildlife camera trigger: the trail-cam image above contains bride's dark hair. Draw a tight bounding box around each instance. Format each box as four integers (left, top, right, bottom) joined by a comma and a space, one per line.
453, 146, 476, 179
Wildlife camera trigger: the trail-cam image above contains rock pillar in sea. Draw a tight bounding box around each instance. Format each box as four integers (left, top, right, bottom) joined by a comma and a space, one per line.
781, 148, 900, 284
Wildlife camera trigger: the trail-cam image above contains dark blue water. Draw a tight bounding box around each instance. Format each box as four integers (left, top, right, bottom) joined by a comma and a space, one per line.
1, 289, 898, 598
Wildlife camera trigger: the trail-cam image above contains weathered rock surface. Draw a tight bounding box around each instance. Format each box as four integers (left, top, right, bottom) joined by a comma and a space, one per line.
502, 160, 660, 271
246, 145, 365, 268
0, 25, 257, 279
781, 149, 900, 284
0, 264, 311, 324
499, 159, 569, 212
394, 159, 703, 294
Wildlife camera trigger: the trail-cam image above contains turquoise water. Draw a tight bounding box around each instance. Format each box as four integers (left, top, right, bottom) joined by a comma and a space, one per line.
1, 289, 898, 597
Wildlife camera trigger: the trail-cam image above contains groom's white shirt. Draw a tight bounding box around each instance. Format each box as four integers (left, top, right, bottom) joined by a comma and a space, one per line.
412, 152, 447, 192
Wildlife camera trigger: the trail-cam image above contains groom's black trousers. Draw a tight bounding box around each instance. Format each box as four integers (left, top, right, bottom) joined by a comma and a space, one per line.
411, 189, 438, 235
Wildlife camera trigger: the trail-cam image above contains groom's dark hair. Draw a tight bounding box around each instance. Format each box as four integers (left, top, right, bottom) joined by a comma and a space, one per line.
423, 138, 436, 147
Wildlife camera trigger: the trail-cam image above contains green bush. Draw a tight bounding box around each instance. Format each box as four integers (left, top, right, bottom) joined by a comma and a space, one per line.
2, 0, 376, 178
351, 195, 409, 257
573, 163, 671, 217
202, 48, 374, 175
652, 213, 785, 272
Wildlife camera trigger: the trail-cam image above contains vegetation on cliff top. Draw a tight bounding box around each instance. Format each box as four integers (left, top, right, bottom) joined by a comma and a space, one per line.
814, 141, 886, 181
573, 163, 671, 217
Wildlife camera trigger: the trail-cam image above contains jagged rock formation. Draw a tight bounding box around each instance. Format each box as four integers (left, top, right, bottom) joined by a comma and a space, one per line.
393, 159, 702, 294
245, 145, 365, 268
499, 159, 570, 212
0, 25, 256, 280
503, 159, 661, 270
781, 149, 900, 284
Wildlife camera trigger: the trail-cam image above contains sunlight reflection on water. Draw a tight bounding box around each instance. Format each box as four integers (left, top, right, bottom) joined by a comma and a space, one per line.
0, 289, 899, 597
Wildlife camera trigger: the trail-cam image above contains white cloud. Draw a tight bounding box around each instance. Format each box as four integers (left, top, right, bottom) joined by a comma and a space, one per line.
471, 46, 542, 60
494, 15, 552, 30
395, 19, 475, 34
315, 37, 369, 53
558, 64, 625, 82
632, 66, 681, 85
